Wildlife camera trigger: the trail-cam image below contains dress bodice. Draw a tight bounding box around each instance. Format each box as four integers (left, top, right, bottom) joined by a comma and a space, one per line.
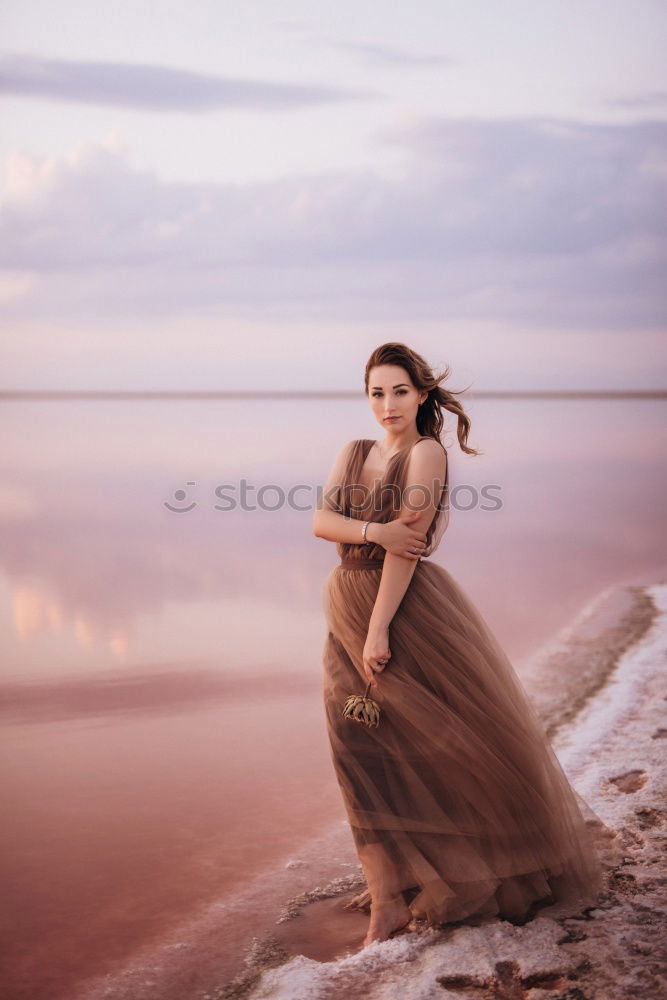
331, 436, 449, 564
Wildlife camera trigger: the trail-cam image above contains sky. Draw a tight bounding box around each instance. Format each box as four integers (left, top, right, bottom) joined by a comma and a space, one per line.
0, 0, 666, 390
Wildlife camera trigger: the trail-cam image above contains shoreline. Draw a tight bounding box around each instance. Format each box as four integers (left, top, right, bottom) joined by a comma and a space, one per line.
221, 577, 666, 1000
68, 573, 666, 1000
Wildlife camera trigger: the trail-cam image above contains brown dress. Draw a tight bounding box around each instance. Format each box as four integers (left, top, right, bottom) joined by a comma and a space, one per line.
321, 436, 603, 924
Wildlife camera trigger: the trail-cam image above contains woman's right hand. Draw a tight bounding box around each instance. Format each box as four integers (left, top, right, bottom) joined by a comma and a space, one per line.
373, 512, 427, 559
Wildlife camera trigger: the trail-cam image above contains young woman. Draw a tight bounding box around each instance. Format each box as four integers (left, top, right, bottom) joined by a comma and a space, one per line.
313, 342, 603, 948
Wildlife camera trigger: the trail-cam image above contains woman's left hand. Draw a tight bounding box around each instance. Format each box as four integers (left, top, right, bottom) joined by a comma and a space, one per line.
362, 627, 391, 690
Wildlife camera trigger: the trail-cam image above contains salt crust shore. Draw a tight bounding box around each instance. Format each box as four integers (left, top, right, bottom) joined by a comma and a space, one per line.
221, 580, 667, 1000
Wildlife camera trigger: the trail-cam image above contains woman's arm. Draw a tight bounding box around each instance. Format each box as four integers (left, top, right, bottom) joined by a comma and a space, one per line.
369, 439, 446, 628
312, 439, 432, 555
313, 507, 385, 545
312, 440, 384, 545
363, 439, 447, 687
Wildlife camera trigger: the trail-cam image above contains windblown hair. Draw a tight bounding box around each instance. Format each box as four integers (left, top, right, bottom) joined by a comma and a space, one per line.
364, 342, 482, 456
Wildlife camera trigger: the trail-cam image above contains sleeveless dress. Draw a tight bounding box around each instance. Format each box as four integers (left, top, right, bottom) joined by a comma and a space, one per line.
320, 436, 603, 925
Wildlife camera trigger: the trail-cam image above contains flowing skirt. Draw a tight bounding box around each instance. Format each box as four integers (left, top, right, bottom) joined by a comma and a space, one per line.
321, 558, 604, 925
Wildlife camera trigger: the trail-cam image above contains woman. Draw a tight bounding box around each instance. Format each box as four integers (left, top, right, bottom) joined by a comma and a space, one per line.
313, 342, 603, 948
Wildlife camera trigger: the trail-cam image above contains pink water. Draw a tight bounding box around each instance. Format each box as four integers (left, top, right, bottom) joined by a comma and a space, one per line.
0, 396, 665, 999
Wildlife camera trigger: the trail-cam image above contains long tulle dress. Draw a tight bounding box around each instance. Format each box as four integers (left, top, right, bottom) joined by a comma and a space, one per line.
321, 437, 604, 926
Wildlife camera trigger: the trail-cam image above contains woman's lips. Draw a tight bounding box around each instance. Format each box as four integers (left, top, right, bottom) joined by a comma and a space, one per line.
385, 416, 400, 421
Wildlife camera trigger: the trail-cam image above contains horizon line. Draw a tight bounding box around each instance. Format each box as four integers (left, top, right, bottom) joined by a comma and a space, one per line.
0, 389, 665, 401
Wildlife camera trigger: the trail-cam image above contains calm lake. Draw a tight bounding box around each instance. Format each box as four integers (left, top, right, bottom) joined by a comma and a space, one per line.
0, 394, 665, 999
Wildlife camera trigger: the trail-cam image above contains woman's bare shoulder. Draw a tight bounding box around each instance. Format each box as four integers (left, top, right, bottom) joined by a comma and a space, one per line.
332, 438, 359, 466
324, 438, 358, 474
413, 437, 447, 458
409, 437, 448, 474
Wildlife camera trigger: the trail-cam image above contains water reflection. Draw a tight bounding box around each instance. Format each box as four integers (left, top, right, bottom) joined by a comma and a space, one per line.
0, 396, 664, 1000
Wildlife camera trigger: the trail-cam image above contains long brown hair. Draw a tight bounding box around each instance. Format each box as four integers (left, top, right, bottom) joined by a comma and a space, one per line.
364, 342, 482, 456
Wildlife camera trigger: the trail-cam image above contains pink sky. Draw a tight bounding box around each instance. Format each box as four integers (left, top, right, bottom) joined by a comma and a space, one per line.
0, 1, 665, 390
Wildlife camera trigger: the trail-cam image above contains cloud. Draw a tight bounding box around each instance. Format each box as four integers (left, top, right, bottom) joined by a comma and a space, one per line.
0, 51, 377, 112
1, 115, 665, 329
329, 41, 456, 68
604, 90, 667, 110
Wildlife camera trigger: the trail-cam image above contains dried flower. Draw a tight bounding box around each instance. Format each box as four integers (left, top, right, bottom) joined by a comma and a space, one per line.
342, 682, 381, 728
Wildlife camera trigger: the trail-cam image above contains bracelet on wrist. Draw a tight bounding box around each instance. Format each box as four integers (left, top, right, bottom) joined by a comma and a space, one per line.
361, 520, 370, 542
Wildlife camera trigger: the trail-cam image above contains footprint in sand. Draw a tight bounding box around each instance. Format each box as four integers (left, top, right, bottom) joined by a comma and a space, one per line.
608, 769, 648, 794
437, 959, 586, 997
635, 807, 667, 829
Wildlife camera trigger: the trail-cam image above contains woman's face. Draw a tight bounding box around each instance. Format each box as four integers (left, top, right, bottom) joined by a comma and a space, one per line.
367, 364, 426, 431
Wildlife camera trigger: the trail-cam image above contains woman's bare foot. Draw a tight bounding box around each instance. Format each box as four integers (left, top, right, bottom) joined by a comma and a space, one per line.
342, 888, 371, 911
362, 896, 413, 946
